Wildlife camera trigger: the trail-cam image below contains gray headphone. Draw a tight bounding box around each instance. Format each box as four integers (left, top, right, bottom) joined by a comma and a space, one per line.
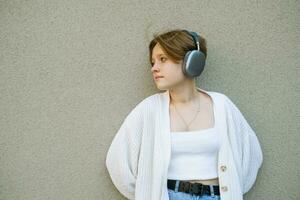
182, 30, 206, 78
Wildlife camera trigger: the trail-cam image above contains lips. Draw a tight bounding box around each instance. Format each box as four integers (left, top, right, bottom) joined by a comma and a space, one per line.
154, 76, 164, 79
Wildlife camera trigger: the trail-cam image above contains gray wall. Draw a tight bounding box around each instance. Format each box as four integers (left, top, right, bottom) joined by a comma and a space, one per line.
0, 0, 299, 199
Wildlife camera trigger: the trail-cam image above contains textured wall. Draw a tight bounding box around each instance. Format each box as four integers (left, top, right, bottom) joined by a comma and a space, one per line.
0, 0, 299, 199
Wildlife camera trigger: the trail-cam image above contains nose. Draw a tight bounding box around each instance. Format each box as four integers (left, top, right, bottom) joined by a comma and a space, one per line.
151, 62, 160, 73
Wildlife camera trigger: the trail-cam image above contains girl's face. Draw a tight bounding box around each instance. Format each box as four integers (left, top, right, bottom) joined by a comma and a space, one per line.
151, 43, 186, 90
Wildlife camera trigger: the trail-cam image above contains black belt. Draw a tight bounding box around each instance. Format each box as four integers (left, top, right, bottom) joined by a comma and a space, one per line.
167, 179, 220, 196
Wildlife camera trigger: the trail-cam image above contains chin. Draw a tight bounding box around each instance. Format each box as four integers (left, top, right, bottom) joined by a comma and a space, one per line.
155, 84, 170, 91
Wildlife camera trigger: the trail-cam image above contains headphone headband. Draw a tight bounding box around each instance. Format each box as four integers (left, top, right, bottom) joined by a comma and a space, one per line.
182, 29, 200, 51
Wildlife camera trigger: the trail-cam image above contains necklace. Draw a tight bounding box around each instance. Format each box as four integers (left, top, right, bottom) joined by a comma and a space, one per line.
171, 95, 201, 131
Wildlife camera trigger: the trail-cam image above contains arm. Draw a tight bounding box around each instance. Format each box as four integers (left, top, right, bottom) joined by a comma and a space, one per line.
225, 96, 263, 194
105, 103, 143, 200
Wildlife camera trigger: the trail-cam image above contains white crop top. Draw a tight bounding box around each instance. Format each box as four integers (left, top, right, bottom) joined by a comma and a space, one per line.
167, 127, 221, 180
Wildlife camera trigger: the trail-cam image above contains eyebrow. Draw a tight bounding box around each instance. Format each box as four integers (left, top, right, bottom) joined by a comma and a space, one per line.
151, 53, 166, 61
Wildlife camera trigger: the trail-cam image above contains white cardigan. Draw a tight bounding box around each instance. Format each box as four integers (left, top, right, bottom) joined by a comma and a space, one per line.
105, 87, 263, 200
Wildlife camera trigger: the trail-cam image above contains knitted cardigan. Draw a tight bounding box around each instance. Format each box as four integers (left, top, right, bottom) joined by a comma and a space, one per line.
105, 87, 263, 200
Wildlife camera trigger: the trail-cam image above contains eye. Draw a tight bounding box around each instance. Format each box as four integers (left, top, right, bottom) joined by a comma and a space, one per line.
161, 57, 166, 62
150, 57, 167, 67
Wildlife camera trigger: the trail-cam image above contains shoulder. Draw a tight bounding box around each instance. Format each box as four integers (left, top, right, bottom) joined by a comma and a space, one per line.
206, 90, 232, 105
133, 92, 160, 109
126, 92, 160, 118
206, 90, 241, 115
213, 92, 247, 123
141, 92, 161, 105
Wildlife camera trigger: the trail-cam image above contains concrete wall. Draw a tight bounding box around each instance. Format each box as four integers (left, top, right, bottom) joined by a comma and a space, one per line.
0, 0, 299, 199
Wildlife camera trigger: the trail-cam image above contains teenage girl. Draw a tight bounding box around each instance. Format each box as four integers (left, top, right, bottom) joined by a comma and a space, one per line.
149, 29, 220, 200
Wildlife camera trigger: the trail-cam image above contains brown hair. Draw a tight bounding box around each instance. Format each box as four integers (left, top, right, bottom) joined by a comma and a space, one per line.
149, 28, 207, 66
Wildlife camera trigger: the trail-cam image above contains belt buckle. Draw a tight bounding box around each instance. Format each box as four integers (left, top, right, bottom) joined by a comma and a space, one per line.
189, 183, 203, 195
179, 182, 190, 193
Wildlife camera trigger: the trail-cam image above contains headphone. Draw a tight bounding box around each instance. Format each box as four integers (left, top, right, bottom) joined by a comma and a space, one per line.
182, 30, 206, 78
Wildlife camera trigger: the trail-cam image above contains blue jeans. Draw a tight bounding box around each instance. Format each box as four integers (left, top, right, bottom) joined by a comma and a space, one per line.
167, 180, 221, 200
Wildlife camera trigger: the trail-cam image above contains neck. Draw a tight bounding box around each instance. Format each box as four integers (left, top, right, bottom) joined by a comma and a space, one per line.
169, 85, 200, 105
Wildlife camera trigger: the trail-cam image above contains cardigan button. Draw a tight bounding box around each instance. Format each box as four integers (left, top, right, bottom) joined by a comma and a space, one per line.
221, 186, 228, 192
220, 165, 227, 172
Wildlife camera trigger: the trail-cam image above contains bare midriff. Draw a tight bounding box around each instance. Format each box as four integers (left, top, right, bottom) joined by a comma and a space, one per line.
187, 177, 219, 185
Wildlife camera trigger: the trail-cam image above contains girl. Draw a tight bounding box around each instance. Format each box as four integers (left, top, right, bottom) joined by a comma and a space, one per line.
106, 29, 263, 200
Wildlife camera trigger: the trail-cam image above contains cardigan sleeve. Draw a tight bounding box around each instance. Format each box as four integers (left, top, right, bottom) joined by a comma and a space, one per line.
105, 103, 143, 200
224, 96, 263, 194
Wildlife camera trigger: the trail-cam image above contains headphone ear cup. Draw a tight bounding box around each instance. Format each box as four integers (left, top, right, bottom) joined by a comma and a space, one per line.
182, 49, 206, 77
182, 50, 191, 76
